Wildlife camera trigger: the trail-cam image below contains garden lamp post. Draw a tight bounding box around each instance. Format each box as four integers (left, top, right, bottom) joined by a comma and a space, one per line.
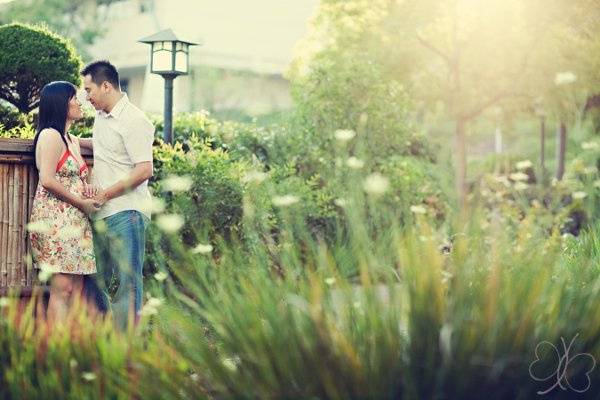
139, 29, 199, 144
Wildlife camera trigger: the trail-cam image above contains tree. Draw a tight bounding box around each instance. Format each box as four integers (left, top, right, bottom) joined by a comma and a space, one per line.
288, 0, 431, 173
0, 0, 117, 56
293, 0, 600, 207
0, 23, 82, 113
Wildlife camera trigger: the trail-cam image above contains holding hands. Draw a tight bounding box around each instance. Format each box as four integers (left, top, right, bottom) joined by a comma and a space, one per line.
81, 183, 108, 214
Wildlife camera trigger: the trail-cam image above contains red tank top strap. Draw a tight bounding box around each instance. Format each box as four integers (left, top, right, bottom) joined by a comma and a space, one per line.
56, 149, 71, 172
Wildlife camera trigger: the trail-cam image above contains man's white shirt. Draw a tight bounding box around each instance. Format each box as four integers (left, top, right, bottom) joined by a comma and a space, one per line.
91, 94, 154, 220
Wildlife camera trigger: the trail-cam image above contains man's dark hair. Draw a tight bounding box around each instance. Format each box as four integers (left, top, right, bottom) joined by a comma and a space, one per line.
81, 60, 120, 89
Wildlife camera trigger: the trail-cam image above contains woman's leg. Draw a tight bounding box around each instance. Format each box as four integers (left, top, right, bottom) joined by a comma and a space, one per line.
47, 273, 84, 327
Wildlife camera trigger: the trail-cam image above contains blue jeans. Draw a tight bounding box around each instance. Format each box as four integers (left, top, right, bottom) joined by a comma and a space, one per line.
86, 210, 148, 330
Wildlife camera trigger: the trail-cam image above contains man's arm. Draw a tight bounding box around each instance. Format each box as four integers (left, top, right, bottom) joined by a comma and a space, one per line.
79, 137, 93, 151
94, 161, 153, 205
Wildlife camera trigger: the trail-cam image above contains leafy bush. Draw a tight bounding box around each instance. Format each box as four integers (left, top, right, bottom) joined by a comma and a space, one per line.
0, 103, 23, 130
145, 137, 246, 277
0, 118, 35, 139
152, 138, 246, 242
0, 23, 82, 113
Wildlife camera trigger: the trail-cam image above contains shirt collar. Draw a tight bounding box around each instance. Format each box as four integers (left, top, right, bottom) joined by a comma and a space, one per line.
100, 93, 128, 119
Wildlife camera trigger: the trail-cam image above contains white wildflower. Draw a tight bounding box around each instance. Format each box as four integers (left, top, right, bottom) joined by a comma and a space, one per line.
494, 175, 511, 187
514, 182, 529, 191
516, 160, 533, 170
0, 297, 9, 308
191, 243, 213, 254
153, 271, 168, 282
359, 113, 368, 127
334, 198, 348, 207
138, 196, 166, 214
26, 220, 51, 234
161, 175, 193, 192
38, 263, 55, 283
554, 71, 577, 86
57, 224, 84, 241
243, 170, 268, 184
325, 277, 336, 286
156, 214, 184, 233
221, 357, 240, 372
94, 220, 107, 234
141, 296, 163, 316
334, 129, 356, 142
363, 173, 390, 195
81, 372, 96, 381
573, 191, 587, 200
509, 172, 529, 182
272, 195, 299, 207
439, 324, 453, 359
346, 156, 365, 169
582, 141, 599, 150
410, 205, 427, 215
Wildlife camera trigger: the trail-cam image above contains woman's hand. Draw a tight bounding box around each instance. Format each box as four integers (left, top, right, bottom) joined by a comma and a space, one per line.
82, 183, 99, 198
78, 198, 101, 215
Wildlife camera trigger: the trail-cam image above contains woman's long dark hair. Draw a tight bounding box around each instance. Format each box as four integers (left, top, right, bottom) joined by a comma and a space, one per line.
33, 81, 77, 162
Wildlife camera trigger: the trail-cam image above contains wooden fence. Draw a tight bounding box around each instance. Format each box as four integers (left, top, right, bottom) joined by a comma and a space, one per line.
0, 138, 92, 296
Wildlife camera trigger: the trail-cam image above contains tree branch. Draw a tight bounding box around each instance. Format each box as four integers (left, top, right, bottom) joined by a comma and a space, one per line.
416, 34, 451, 65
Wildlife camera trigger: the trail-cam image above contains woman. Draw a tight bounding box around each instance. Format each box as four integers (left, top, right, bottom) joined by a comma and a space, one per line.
29, 81, 100, 325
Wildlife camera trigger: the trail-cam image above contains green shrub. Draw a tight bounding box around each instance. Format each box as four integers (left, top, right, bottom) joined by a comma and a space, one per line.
0, 103, 23, 130
149, 137, 245, 244
0, 23, 82, 113
0, 118, 35, 139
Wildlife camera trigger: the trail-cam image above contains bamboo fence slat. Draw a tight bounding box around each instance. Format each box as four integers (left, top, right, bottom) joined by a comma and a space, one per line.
26, 167, 36, 287
8, 164, 16, 287
0, 164, 7, 287
19, 164, 26, 286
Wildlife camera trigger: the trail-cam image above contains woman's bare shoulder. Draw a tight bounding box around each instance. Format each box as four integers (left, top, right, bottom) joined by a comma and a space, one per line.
37, 128, 66, 152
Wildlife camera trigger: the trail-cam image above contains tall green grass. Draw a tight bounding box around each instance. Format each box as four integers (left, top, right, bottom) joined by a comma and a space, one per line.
3, 125, 600, 399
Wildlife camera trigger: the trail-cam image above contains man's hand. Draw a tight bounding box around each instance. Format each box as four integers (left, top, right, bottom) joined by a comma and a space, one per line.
92, 189, 109, 207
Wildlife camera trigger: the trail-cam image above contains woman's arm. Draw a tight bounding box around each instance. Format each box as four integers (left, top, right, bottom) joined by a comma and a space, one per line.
37, 130, 98, 214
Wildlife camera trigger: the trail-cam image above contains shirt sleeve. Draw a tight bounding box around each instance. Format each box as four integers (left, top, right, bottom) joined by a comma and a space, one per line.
122, 115, 155, 164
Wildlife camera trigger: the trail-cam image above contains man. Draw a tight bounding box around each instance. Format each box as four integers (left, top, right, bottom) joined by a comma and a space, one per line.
79, 60, 154, 330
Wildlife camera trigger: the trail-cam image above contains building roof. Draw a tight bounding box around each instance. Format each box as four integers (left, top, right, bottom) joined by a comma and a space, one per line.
90, 0, 319, 75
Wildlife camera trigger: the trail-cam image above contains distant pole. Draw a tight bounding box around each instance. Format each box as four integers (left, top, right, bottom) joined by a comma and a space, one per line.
540, 115, 546, 175
494, 127, 502, 154
163, 75, 175, 144
556, 121, 567, 180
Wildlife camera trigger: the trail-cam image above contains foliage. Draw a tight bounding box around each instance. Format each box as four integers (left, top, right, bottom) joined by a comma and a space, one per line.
0, 23, 82, 113
151, 137, 246, 242
0, 118, 36, 139
0, 0, 117, 57
288, 0, 434, 175
0, 102, 24, 130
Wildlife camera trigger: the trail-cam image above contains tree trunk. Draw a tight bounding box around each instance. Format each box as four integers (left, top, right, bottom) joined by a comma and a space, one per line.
556, 121, 567, 180
456, 118, 467, 212
540, 116, 546, 178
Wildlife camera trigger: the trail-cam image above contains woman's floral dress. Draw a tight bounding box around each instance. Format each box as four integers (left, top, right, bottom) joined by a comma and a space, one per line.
29, 144, 96, 275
